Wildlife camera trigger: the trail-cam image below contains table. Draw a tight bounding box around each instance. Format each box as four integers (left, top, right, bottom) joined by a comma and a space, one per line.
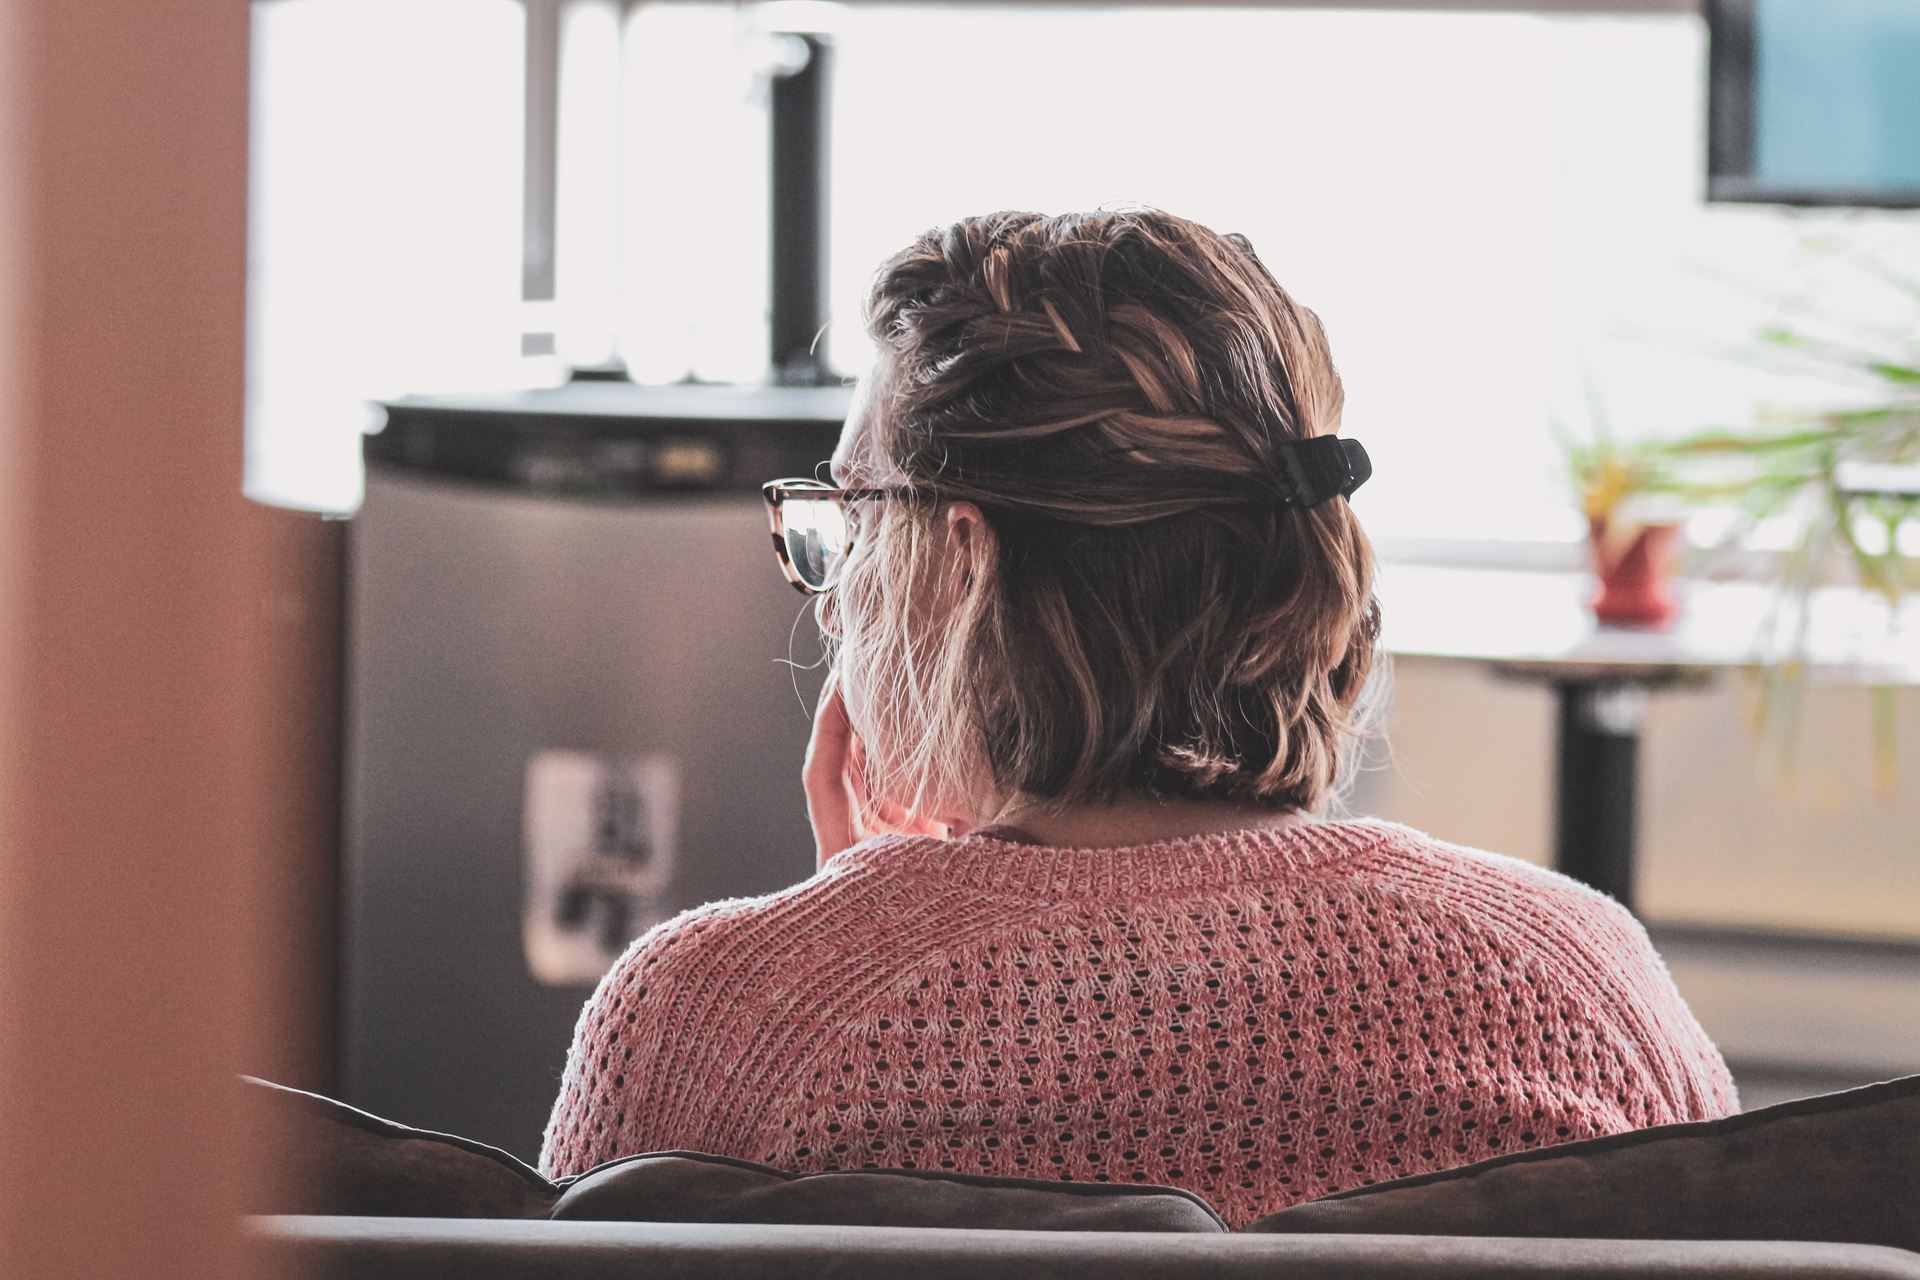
1375, 561, 1920, 910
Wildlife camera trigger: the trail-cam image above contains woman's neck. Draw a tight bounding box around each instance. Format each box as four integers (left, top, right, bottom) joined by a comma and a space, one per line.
978, 793, 1309, 850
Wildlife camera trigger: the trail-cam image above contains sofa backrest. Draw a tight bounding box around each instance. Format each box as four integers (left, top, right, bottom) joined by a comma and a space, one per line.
244, 1072, 1920, 1255
1249, 1073, 1920, 1253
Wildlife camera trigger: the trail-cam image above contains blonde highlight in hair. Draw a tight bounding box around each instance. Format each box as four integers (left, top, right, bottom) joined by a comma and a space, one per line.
836, 208, 1383, 818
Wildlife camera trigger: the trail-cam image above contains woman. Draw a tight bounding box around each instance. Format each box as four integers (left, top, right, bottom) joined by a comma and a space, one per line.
541, 209, 1737, 1226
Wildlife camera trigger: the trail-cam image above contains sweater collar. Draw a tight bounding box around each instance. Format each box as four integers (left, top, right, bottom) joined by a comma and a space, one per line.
827, 818, 1404, 898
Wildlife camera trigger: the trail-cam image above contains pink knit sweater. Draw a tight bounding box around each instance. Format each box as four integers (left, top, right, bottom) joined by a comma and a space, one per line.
540, 820, 1737, 1226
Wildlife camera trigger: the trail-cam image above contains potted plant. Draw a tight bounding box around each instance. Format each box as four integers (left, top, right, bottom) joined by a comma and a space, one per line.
1564, 253, 1920, 788
1648, 332, 1918, 790
1565, 431, 1688, 629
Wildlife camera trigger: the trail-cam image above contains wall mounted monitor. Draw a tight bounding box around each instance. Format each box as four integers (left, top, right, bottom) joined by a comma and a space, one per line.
1708, 0, 1920, 207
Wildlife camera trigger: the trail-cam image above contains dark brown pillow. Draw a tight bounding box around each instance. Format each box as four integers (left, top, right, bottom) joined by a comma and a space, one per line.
241, 1077, 1222, 1231
551, 1150, 1226, 1233
1248, 1074, 1920, 1252
239, 1076, 557, 1219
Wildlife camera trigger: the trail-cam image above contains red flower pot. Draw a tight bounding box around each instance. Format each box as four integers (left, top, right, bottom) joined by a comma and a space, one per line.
1588, 516, 1680, 628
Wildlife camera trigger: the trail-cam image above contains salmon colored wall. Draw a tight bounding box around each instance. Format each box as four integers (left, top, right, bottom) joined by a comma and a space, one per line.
0, 2, 326, 1275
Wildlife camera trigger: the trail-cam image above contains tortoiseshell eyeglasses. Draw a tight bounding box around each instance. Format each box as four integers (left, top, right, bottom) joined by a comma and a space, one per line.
761, 478, 903, 596
762, 435, 1372, 595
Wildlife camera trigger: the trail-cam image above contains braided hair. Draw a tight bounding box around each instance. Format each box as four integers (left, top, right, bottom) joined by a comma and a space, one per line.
834, 207, 1383, 814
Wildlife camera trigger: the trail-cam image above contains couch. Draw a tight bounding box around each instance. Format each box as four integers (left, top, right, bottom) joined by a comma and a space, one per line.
244, 1073, 1920, 1278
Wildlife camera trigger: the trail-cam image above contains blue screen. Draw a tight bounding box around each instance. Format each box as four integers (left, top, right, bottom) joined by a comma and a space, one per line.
1752, 0, 1920, 197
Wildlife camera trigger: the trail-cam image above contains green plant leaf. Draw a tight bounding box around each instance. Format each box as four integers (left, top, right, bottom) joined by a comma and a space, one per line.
1868, 364, 1920, 385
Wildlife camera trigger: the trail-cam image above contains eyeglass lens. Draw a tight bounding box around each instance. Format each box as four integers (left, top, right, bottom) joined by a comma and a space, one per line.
781, 497, 850, 590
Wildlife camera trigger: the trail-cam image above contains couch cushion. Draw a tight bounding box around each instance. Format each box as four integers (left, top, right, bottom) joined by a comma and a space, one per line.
1248, 1074, 1920, 1252
240, 1076, 557, 1218
551, 1150, 1226, 1232
242, 1077, 1221, 1230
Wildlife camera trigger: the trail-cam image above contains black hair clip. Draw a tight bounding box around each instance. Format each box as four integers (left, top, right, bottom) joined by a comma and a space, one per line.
1274, 436, 1371, 508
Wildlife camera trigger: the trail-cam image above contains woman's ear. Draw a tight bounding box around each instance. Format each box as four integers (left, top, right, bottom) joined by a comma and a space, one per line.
943, 502, 993, 588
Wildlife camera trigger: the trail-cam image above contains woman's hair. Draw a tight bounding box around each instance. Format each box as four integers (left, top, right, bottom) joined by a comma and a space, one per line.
834, 207, 1383, 818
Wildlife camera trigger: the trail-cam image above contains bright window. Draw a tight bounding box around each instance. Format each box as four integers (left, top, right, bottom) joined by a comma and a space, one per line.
248, 2, 1919, 535
245, 0, 526, 513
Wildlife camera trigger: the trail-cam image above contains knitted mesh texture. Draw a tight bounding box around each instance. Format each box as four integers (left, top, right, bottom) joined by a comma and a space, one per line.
541, 821, 1737, 1228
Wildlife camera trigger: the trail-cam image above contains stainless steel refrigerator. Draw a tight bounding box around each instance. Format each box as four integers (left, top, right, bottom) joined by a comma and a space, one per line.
340, 378, 845, 1159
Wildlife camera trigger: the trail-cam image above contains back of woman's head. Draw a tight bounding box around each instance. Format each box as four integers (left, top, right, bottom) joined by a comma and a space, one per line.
837, 207, 1381, 819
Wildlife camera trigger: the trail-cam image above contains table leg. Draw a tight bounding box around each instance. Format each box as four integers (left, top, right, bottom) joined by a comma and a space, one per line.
1553, 682, 1648, 910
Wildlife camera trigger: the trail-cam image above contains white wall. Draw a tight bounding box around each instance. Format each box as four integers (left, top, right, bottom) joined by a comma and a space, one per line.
1356, 658, 1920, 936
